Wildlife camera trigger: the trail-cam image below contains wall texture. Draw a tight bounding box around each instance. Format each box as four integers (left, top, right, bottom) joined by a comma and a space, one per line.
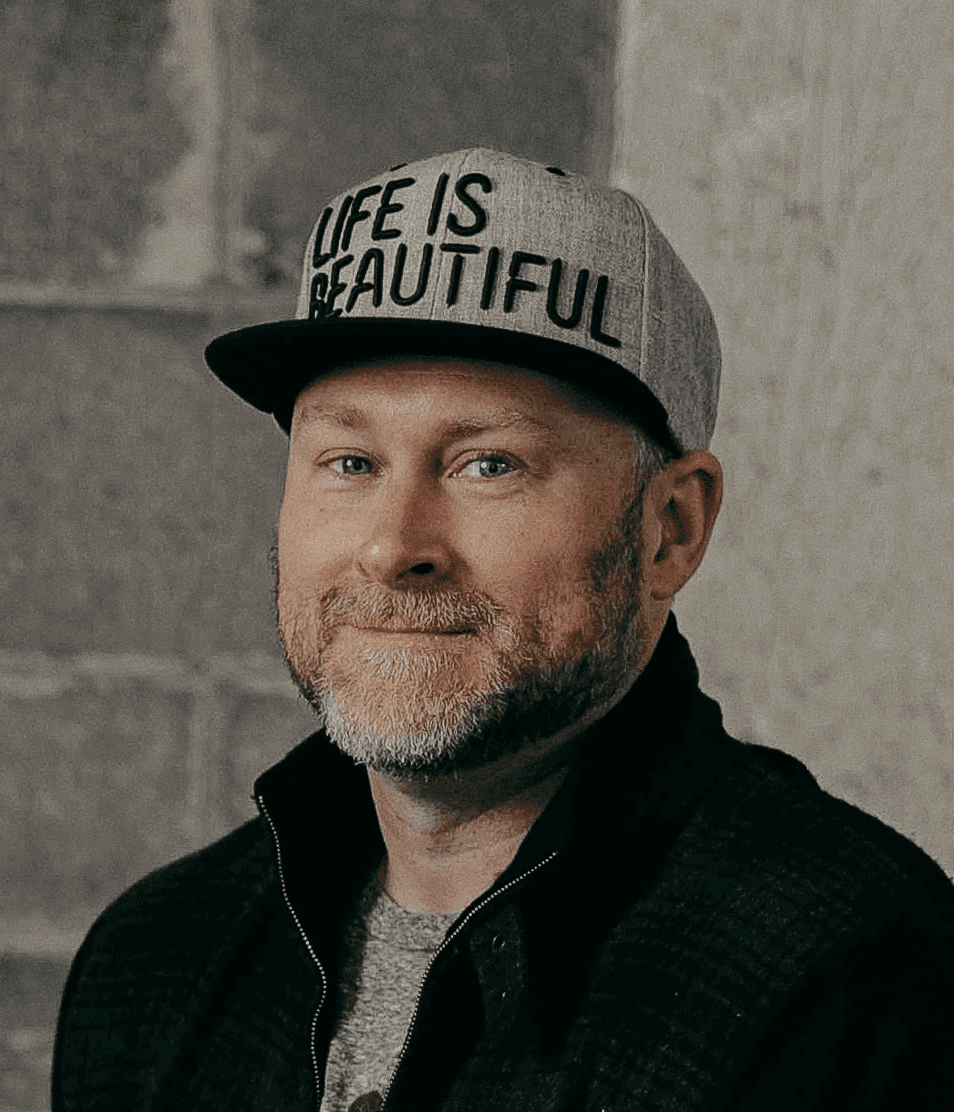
613, 0, 953, 876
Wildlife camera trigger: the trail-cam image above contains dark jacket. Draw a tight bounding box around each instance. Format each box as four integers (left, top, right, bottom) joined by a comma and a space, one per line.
53, 618, 954, 1110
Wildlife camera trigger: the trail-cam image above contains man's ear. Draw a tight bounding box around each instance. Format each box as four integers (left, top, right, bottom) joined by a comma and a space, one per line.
643, 450, 723, 602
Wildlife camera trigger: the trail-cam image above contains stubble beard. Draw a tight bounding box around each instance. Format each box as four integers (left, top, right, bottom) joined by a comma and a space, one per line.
275, 496, 649, 777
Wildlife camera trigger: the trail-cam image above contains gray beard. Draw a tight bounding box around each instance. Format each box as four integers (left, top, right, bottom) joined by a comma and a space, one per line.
312, 616, 646, 776
275, 494, 648, 777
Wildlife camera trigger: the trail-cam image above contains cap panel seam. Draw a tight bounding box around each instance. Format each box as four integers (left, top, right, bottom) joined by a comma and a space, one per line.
632, 195, 651, 386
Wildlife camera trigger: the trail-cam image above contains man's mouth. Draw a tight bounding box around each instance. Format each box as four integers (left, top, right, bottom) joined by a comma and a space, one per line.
354, 626, 474, 635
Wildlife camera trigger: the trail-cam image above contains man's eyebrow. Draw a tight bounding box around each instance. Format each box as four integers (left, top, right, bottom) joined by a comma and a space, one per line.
438, 412, 557, 439
296, 403, 557, 439
296, 403, 369, 430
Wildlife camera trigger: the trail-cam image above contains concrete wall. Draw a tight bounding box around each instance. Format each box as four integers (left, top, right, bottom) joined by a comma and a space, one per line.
0, 301, 302, 947
613, 0, 954, 876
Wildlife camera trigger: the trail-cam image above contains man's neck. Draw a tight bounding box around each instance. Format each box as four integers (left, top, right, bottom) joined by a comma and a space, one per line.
368, 758, 572, 914
366, 668, 644, 914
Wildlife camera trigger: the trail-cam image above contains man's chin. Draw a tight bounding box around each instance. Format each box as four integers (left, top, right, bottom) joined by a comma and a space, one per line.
317, 629, 496, 689
316, 687, 515, 776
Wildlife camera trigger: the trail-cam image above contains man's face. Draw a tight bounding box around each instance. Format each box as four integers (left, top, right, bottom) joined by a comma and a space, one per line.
276, 356, 654, 776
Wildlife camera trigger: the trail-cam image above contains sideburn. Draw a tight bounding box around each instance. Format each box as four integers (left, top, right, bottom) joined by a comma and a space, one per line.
589, 485, 644, 596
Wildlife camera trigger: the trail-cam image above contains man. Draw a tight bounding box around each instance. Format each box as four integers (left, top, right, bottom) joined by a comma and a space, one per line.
53, 150, 952, 1111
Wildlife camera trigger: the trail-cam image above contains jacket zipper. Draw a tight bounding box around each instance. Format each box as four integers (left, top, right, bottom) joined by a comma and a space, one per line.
379, 849, 561, 1111
257, 795, 329, 1111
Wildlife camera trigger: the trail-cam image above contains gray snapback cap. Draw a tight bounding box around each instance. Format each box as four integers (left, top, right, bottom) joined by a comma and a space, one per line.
205, 148, 721, 451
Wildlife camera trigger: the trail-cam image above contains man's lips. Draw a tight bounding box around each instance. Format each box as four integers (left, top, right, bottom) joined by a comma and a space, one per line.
350, 626, 475, 635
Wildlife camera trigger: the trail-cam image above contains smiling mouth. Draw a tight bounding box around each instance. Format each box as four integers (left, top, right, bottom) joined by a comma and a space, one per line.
357, 627, 474, 635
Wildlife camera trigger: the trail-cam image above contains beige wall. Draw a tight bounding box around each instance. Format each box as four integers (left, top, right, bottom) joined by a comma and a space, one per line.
613, 0, 953, 874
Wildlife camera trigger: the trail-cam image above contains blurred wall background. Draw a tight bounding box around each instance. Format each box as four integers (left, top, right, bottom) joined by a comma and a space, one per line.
1, 2, 951, 1109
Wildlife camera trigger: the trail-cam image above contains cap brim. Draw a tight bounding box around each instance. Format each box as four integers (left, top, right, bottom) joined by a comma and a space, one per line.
204, 316, 676, 446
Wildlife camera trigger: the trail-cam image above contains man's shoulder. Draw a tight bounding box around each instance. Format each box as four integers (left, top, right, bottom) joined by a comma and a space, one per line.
76, 817, 275, 968
575, 733, 953, 1079
569, 725, 953, 1107
684, 738, 953, 934
53, 817, 295, 1108
729, 742, 947, 880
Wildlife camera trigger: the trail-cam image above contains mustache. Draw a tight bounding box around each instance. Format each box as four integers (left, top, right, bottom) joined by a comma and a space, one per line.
313, 585, 501, 634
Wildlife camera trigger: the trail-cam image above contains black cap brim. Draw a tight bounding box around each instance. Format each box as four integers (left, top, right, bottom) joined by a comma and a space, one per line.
204, 316, 677, 449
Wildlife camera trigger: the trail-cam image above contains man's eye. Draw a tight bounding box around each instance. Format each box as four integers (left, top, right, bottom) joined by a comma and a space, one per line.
460, 457, 516, 479
329, 455, 373, 476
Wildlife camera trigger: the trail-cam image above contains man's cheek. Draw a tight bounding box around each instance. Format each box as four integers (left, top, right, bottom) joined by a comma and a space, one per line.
531, 581, 613, 655
278, 522, 347, 584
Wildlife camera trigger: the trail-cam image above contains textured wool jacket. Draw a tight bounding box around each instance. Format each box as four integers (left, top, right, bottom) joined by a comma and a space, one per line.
53, 618, 954, 1111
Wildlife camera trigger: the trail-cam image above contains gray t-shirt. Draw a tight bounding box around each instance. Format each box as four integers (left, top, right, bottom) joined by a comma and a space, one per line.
319, 863, 461, 1112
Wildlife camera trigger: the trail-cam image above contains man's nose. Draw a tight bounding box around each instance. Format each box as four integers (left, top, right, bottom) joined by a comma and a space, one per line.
355, 479, 452, 585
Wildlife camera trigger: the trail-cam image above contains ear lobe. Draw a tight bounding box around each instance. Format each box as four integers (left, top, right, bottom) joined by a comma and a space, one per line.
645, 451, 723, 601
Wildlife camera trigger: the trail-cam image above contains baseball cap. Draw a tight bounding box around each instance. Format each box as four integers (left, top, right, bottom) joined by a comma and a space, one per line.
205, 148, 720, 452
